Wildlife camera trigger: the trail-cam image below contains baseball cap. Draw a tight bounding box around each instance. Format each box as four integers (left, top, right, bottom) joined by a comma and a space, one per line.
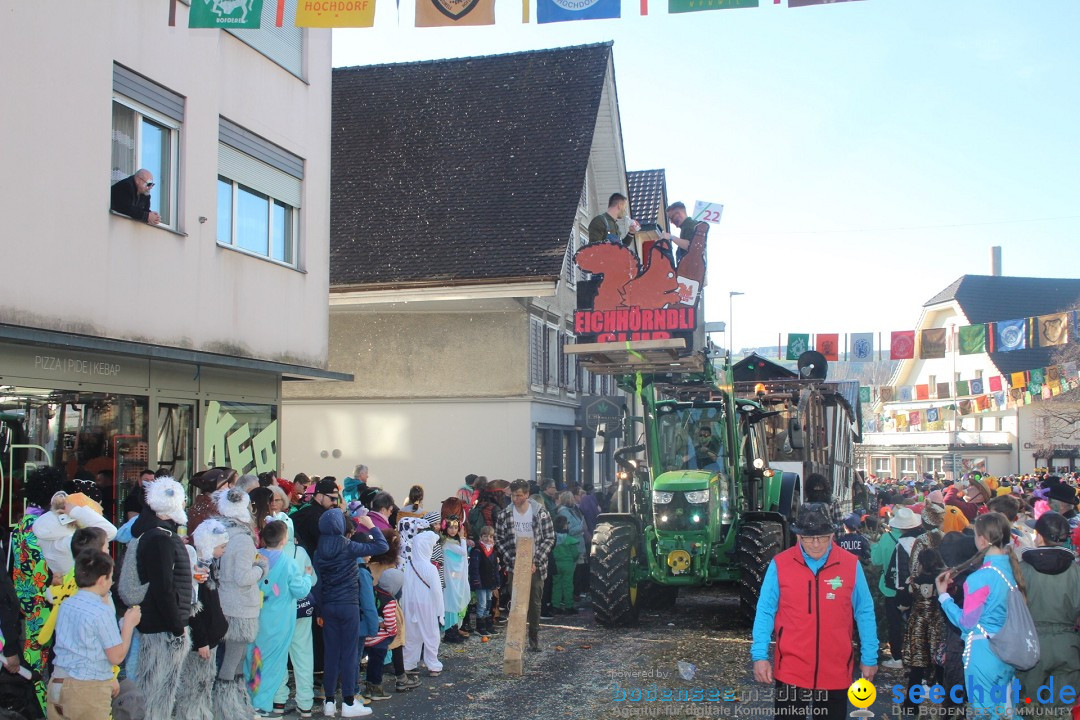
314, 479, 340, 496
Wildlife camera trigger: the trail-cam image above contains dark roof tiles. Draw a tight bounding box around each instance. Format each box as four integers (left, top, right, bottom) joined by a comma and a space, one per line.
627, 169, 666, 222
330, 43, 613, 288
924, 274, 1080, 375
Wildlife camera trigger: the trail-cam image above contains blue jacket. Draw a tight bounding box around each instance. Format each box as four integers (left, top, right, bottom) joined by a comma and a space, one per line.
357, 562, 379, 638
313, 510, 388, 608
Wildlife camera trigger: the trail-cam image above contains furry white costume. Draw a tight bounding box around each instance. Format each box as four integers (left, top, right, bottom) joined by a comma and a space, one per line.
212, 487, 266, 720
175, 520, 230, 720
402, 529, 445, 675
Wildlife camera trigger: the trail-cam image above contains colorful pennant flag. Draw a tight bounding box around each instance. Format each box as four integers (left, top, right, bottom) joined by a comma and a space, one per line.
970, 378, 984, 395
956, 380, 970, 397
190, 0, 264, 27
417, 0, 495, 26
850, 333, 874, 362
989, 376, 1003, 393
1037, 313, 1069, 347
1064, 362, 1079, 381
958, 324, 987, 355
890, 330, 915, 360
538, 0, 620, 23
936, 382, 951, 399
1010, 371, 1027, 388
879, 386, 895, 403
817, 333, 840, 362
669, 0, 756, 13
976, 395, 990, 411
915, 384, 929, 400
786, 333, 810, 361
993, 391, 1006, 409
1042, 385, 1052, 399
926, 407, 940, 423
1047, 366, 1061, 383
919, 328, 947, 359
958, 399, 973, 415
297, 0, 376, 26
994, 318, 1029, 353
898, 386, 913, 402
859, 386, 871, 403
907, 410, 920, 427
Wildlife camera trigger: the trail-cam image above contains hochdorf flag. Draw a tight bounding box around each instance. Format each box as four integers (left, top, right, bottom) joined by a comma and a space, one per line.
297, 0, 376, 26
669, 0, 755, 14
190, 0, 265, 28
417, 0, 494, 26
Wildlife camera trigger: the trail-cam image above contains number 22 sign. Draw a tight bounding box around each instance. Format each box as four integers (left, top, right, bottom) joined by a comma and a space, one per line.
692, 201, 724, 224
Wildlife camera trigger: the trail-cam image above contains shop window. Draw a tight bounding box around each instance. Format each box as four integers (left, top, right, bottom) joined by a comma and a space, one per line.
112, 65, 183, 229
202, 400, 277, 476
0, 387, 149, 526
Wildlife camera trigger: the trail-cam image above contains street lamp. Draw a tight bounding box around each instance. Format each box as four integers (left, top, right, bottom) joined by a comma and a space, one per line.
729, 291, 744, 359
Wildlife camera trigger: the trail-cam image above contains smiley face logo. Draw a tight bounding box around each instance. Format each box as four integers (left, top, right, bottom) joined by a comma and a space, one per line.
848, 678, 876, 709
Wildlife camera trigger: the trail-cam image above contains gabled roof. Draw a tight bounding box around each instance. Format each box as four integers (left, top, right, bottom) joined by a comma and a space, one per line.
924, 275, 1080, 376
330, 43, 613, 289
732, 352, 798, 382
627, 169, 666, 222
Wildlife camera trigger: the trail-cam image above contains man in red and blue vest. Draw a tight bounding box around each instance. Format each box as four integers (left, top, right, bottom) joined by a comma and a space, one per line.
751, 503, 879, 720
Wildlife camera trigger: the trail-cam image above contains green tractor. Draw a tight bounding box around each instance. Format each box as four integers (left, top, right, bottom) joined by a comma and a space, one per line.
588, 357, 801, 626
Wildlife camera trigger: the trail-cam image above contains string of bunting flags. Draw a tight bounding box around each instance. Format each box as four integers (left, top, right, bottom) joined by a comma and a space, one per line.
780, 311, 1079, 363
176, 0, 864, 30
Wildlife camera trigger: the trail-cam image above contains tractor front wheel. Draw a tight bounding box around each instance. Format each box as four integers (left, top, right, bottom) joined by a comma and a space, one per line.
590, 521, 641, 627
736, 519, 784, 623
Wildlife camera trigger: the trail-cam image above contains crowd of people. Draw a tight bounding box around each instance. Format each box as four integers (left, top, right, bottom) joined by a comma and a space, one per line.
753, 469, 1080, 720
0, 465, 605, 720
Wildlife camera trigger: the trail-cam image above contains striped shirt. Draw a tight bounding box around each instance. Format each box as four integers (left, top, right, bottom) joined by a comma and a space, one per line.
365, 597, 398, 647
53, 590, 122, 681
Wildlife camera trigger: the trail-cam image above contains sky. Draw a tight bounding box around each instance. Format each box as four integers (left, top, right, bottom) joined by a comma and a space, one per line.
331, 0, 1080, 352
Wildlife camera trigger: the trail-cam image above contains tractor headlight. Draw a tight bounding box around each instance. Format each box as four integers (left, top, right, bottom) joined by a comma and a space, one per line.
685, 490, 709, 504
652, 491, 674, 505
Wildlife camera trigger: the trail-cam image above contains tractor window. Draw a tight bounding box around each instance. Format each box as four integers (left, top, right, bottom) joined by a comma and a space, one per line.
655, 405, 726, 473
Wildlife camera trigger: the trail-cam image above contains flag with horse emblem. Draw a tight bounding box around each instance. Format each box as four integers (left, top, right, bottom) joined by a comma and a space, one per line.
190, 0, 264, 27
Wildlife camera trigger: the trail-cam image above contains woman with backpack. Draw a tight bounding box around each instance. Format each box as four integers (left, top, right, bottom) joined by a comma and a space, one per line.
935, 512, 1027, 719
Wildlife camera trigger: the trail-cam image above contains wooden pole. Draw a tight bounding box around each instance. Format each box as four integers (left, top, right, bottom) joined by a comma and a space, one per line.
503, 536, 534, 676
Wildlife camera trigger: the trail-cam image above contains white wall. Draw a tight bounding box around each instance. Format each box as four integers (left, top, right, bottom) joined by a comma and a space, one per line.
281, 399, 535, 506
0, 2, 331, 369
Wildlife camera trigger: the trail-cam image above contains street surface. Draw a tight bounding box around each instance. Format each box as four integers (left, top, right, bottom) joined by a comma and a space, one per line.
281, 587, 907, 719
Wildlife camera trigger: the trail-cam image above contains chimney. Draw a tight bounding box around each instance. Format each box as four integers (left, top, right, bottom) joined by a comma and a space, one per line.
990, 246, 1002, 276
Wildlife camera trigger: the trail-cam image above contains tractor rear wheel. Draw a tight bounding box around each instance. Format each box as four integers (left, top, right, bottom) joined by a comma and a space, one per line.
736, 519, 784, 623
590, 521, 641, 627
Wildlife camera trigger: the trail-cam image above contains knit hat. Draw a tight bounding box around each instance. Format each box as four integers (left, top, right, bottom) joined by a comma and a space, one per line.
192, 519, 230, 561
926, 490, 945, 505
145, 477, 188, 526
215, 486, 252, 523
378, 567, 405, 597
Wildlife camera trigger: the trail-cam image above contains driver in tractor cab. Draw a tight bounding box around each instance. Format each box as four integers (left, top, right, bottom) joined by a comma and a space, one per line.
684, 422, 721, 471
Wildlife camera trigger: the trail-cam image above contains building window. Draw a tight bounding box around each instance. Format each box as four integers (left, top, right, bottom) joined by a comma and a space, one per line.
217, 178, 296, 264
899, 457, 917, 477
530, 316, 545, 388
926, 457, 944, 479
217, 119, 303, 267
546, 325, 559, 389
111, 65, 184, 229
872, 457, 891, 476
928, 375, 936, 397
